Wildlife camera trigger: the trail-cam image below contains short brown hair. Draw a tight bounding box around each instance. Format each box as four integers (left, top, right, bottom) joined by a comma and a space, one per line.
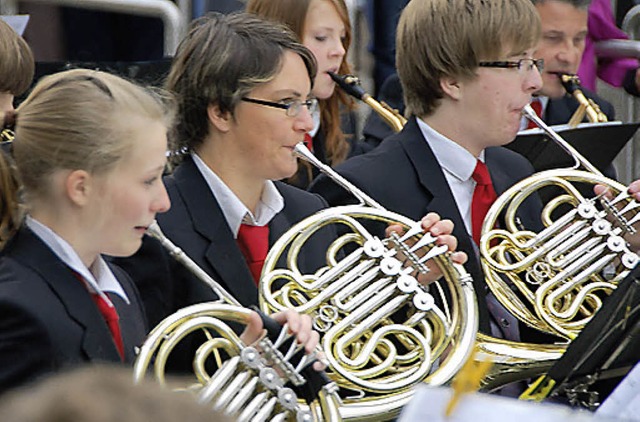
0, 19, 35, 96
397, 0, 541, 117
166, 12, 317, 156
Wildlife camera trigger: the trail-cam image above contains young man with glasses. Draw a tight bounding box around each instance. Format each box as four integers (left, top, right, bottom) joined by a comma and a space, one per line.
310, 0, 546, 343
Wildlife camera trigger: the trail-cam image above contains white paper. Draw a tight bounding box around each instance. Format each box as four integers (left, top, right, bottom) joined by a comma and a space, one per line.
596, 363, 640, 421
0, 15, 30, 36
399, 386, 624, 422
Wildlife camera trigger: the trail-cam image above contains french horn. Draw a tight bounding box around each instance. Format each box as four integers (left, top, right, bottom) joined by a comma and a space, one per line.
134, 223, 342, 421
259, 144, 479, 420
481, 105, 640, 342
329, 73, 633, 393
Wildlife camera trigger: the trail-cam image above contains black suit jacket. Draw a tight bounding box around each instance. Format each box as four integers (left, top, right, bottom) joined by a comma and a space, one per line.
0, 226, 147, 392
309, 117, 544, 334
117, 156, 336, 328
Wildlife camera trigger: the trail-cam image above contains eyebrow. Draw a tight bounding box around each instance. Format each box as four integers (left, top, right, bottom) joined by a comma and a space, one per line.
270, 89, 304, 98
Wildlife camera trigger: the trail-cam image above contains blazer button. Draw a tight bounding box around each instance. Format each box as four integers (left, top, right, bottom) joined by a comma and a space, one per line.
500, 318, 510, 327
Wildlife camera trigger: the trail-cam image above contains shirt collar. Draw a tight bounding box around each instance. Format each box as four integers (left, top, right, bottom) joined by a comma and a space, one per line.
416, 117, 485, 182
25, 216, 129, 303
191, 152, 284, 237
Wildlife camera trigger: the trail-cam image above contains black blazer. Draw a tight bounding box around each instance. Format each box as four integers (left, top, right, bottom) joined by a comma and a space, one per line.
0, 226, 147, 392
117, 156, 337, 328
309, 117, 544, 334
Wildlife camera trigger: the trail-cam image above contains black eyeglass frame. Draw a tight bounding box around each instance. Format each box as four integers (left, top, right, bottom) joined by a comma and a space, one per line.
478, 58, 544, 73
240, 97, 318, 117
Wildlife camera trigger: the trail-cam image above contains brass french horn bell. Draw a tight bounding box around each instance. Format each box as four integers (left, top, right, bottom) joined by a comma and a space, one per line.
480, 104, 640, 341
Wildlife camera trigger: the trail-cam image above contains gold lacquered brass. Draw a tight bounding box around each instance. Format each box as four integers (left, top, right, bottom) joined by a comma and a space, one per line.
328, 72, 406, 132
257, 144, 479, 420
480, 105, 639, 341
558, 73, 608, 127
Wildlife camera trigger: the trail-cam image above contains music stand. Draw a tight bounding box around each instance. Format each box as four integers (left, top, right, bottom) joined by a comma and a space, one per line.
507, 122, 639, 174
527, 264, 640, 409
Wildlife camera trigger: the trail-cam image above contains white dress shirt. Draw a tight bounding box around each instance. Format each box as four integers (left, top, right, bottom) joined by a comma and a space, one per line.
416, 117, 486, 238
26, 215, 129, 304
191, 152, 284, 236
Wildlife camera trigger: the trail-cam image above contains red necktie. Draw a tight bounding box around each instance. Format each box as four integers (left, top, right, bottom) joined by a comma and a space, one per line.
73, 272, 124, 361
236, 224, 270, 285
471, 160, 498, 246
303, 133, 314, 152
527, 99, 543, 129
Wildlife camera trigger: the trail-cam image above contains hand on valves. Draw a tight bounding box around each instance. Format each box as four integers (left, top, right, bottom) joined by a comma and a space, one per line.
386, 212, 468, 286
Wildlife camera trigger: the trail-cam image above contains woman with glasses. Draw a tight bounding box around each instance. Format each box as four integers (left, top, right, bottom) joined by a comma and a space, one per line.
246, 0, 367, 189
117, 12, 462, 352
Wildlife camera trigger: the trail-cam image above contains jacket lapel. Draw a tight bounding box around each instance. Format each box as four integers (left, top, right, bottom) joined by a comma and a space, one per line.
171, 158, 258, 307
398, 119, 489, 330
9, 228, 122, 362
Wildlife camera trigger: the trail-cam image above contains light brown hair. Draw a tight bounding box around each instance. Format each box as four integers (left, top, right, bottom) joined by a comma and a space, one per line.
0, 69, 173, 247
246, 0, 354, 171
0, 364, 233, 422
397, 0, 541, 117
0, 19, 34, 96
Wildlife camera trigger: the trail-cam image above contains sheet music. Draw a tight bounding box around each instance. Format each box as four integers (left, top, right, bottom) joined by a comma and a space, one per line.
0, 15, 30, 36
399, 386, 623, 422
596, 363, 640, 421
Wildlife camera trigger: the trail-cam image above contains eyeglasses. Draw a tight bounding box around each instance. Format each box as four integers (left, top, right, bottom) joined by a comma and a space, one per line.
478, 58, 544, 73
240, 97, 319, 117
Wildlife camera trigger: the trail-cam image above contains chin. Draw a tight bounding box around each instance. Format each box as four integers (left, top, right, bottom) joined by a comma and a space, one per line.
313, 83, 335, 101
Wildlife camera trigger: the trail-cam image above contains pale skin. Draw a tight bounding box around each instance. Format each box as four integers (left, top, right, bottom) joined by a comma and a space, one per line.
0, 92, 13, 114
425, 48, 543, 157
302, 0, 347, 101
28, 117, 170, 269
533, 0, 588, 99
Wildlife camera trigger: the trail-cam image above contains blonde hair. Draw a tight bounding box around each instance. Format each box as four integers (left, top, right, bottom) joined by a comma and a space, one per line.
0, 69, 173, 247
397, 0, 541, 117
0, 365, 232, 422
0, 19, 35, 96
246, 0, 354, 178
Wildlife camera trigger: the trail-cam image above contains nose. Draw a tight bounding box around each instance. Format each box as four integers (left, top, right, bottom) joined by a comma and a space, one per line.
527, 65, 544, 93
330, 38, 346, 59
152, 185, 171, 214
295, 104, 315, 133
556, 42, 581, 68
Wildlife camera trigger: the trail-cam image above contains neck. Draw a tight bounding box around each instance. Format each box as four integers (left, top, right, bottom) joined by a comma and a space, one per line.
29, 205, 99, 268
421, 108, 483, 158
195, 137, 264, 214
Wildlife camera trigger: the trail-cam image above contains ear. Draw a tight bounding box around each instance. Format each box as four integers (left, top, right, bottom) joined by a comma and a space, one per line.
440, 75, 462, 100
64, 169, 93, 207
207, 103, 232, 133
